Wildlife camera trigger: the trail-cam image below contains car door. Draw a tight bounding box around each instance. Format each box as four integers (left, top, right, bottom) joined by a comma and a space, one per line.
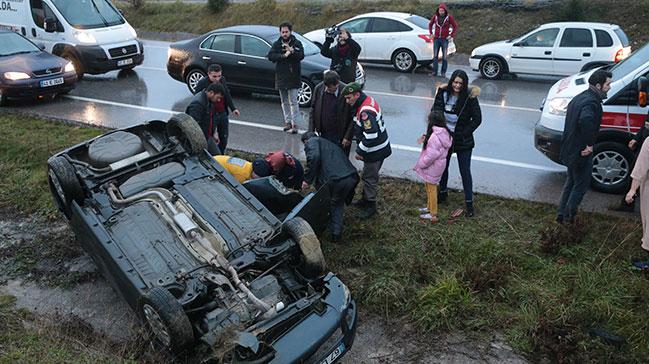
237, 34, 275, 91
199, 33, 239, 84
508, 27, 559, 75
337, 17, 371, 60
364, 17, 412, 61
553, 28, 595, 76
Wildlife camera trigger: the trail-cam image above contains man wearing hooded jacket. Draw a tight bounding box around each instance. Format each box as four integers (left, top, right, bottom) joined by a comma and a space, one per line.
428, 3, 458, 77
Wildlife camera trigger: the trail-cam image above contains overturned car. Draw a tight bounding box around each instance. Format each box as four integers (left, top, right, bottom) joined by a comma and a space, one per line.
46, 114, 356, 363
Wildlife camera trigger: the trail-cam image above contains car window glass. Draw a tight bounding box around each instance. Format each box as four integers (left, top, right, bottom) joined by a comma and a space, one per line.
614, 28, 630, 47
50, 0, 125, 29
30, 0, 58, 29
209, 34, 235, 53
340, 18, 370, 33
201, 35, 214, 49
610, 43, 649, 81
370, 18, 408, 33
521, 28, 559, 47
405, 15, 429, 30
595, 30, 613, 47
0, 33, 41, 56
240, 35, 270, 57
560, 28, 593, 47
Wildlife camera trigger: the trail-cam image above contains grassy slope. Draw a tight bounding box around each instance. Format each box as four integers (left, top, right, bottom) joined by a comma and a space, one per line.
118, 0, 649, 55
1, 113, 648, 361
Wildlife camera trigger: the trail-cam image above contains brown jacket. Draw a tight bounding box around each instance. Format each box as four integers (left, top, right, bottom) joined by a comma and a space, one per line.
308, 82, 354, 143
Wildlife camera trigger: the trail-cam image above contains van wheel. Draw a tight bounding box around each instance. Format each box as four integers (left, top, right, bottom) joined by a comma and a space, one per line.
284, 217, 326, 278
62, 52, 84, 79
591, 142, 632, 194
480, 57, 504, 80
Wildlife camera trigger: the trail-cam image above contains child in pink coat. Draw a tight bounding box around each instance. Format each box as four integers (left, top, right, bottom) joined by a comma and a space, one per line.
414, 111, 453, 222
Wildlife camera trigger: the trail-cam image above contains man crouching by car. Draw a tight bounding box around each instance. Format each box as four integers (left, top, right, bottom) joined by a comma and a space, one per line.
321, 27, 361, 84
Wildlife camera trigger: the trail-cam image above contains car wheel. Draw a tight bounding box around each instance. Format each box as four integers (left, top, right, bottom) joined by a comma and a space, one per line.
591, 142, 632, 194
140, 287, 193, 354
47, 156, 84, 219
392, 49, 417, 73
480, 57, 504, 80
167, 113, 208, 155
61, 51, 84, 79
185, 69, 206, 94
0, 89, 6, 106
284, 217, 326, 278
298, 79, 314, 107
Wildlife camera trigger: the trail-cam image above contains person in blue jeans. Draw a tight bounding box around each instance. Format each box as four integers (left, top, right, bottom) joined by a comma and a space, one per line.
556, 70, 613, 224
433, 70, 481, 217
428, 3, 458, 77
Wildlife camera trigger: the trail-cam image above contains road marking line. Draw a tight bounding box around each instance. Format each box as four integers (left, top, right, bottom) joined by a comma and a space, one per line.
137, 66, 168, 71
63, 95, 561, 172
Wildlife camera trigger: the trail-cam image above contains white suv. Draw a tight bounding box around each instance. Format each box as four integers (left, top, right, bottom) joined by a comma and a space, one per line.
470, 22, 631, 79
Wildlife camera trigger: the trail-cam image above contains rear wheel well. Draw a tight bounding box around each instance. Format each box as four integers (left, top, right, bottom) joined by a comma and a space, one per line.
597, 129, 634, 145
479, 54, 509, 73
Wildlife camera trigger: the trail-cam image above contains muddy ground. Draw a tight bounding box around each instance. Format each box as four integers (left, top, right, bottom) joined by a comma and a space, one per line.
0, 214, 527, 363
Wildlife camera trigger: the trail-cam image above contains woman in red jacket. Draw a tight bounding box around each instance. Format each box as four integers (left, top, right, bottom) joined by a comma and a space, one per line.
428, 3, 458, 77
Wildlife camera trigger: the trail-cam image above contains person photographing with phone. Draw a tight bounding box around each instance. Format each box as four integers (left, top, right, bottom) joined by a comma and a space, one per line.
321, 27, 361, 84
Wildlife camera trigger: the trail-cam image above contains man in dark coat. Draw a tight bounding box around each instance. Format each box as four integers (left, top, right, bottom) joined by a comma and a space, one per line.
557, 69, 613, 223
185, 83, 227, 155
267, 21, 305, 134
301, 132, 359, 242
308, 70, 353, 155
321, 28, 361, 84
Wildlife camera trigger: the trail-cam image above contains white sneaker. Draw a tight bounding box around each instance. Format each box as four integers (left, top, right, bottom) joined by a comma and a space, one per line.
418, 207, 429, 212
419, 213, 432, 220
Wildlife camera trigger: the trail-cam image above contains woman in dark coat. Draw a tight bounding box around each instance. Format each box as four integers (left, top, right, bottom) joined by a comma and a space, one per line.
432, 69, 482, 216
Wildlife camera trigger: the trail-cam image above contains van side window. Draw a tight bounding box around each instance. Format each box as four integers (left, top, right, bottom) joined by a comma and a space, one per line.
30, 0, 61, 30
595, 30, 613, 47
607, 71, 649, 106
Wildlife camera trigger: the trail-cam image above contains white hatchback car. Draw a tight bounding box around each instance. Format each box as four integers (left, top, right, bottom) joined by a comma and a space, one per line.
305, 12, 456, 73
470, 22, 631, 79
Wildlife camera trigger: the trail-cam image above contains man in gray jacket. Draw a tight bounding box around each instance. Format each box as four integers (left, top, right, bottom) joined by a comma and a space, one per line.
301, 132, 359, 242
308, 70, 353, 155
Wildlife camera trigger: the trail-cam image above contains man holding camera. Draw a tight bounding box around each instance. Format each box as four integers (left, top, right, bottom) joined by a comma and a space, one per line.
267, 22, 305, 134
321, 27, 361, 84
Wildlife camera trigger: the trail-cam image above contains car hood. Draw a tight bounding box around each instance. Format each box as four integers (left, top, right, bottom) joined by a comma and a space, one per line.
76, 24, 136, 45
0, 51, 67, 75
302, 52, 330, 71
473, 40, 511, 55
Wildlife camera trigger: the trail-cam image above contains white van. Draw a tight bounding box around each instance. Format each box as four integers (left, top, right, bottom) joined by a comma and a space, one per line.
0, 0, 143, 77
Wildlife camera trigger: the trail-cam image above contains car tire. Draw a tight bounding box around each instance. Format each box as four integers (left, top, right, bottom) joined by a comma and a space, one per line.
591, 142, 632, 194
167, 113, 208, 156
47, 156, 84, 219
0, 90, 6, 106
185, 68, 206, 94
392, 49, 417, 73
61, 51, 84, 79
284, 217, 326, 278
298, 79, 314, 107
480, 57, 504, 80
139, 287, 194, 354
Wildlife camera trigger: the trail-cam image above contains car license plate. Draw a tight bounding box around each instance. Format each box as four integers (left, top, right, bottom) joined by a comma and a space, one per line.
40, 77, 64, 88
117, 58, 133, 67
320, 343, 345, 364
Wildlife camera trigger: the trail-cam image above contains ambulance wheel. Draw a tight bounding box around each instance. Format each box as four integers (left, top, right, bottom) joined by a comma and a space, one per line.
591, 142, 632, 194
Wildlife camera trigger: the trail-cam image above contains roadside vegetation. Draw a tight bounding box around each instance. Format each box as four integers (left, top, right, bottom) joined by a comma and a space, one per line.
1, 113, 649, 362
116, 0, 649, 55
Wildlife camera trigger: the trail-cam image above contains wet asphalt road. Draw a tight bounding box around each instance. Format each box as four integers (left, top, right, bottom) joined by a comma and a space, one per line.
4, 39, 624, 213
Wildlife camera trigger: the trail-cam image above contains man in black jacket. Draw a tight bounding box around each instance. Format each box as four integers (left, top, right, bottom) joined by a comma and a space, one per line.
557, 69, 612, 224
185, 83, 227, 155
321, 27, 361, 84
301, 132, 359, 242
308, 70, 353, 155
267, 22, 305, 134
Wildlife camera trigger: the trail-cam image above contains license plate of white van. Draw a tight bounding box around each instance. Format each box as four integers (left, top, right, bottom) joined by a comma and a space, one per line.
40, 77, 64, 88
117, 58, 133, 67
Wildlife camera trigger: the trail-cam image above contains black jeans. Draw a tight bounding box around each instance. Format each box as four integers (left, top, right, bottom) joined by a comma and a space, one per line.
439, 148, 473, 203
330, 175, 357, 236
205, 111, 229, 155
557, 155, 593, 221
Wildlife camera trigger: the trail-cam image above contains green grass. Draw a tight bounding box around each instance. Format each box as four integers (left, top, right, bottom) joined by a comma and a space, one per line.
1, 114, 649, 361
117, 0, 649, 56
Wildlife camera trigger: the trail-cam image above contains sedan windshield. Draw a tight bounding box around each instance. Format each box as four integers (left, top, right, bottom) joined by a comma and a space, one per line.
51, 0, 124, 29
0, 33, 40, 57
293, 33, 320, 56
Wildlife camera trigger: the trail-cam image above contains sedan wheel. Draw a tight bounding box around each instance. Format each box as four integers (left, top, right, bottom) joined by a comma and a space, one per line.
392, 49, 416, 73
298, 79, 314, 107
143, 304, 172, 347
480, 57, 504, 80
185, 69, 206, 94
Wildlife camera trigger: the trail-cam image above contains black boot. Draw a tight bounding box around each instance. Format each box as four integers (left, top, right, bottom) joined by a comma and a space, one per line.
465, 201, 474, 217
352, 198, 369, 208
438, 190, 448, 204
359, 201, 377, 218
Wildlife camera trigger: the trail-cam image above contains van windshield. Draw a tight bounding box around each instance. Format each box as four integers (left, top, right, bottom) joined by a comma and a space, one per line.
51, 0, 125, 29
609, 42, 649, 81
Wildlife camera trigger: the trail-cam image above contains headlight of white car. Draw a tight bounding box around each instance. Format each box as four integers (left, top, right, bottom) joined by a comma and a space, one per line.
4, 71, 30, 80
74, 31, 97, 45
64, 61, 75, 73
548, 97, 571, 116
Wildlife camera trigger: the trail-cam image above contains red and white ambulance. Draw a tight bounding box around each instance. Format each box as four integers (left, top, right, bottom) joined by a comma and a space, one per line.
535, 42, 649, 193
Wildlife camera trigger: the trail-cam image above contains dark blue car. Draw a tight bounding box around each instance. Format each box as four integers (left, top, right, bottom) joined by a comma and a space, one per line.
0, 30, 77, 105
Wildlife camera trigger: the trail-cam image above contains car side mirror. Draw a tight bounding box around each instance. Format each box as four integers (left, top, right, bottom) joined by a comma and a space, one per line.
513, 41, 526, 47
639, 77, 648, 107
44, 17, 57, 33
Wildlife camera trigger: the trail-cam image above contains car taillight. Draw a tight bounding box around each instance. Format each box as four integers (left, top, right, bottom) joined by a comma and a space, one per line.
418, 34, 433, 43
614, 48, 624, 62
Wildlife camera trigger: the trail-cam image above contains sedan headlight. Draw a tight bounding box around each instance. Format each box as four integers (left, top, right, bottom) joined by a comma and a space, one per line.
471, 48, 476, 57
548, 97, 571, 116
64, 61, 75, 73
74, 31, 97, 44
4, 72, 30, 80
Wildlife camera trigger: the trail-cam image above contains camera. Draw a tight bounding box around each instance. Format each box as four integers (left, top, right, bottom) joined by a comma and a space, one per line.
325, 25, 340, 39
